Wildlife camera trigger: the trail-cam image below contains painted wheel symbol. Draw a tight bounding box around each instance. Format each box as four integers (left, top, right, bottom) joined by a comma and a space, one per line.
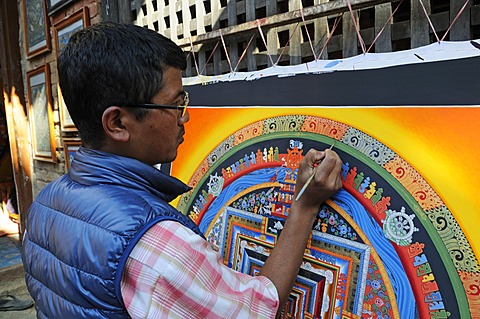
207, 173, 224, 196
384, 212, 415, 241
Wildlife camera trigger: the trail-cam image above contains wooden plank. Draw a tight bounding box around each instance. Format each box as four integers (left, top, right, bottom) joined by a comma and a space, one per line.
182, 0, 191, 38
101, 0, 120, 22
176, 0, 394, 47
245, 0, 255, 29
169, 0, 178, 40
289, 0, 302, 65
176, 1, 184, 39
227, 0, 237, 25
411, 0, 430, 48
133, 0, 144, 25
391, 20, 410, 41
360, 27, 374, 46
266, 0, 278, 66
198, 47, 207, 75
472, 5, 480, 26
245, 0, 257, 71
211, 0, 221, 30
313, 0, 329, 60
195, 0, 205, 34
186, 52, 193, 77
343, 11, 358, 57
158, 0, 167, 32
213, 45, 222, 74
146, 0, 155, 30
227, 0, 239, 69
431, 11, 449, 32
374, 3, 392, 52
210, 0, 222, 73
327, 34, 343, 52
450, 0, 471, 41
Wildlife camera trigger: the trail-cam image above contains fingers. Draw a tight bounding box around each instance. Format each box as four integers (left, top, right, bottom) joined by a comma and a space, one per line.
316, 149, 341, 175
299, 149, 325, 171
315, 149, 343, 188
296, 149, 322, 188
295, 146, 343, 208
301, 147, 338, 170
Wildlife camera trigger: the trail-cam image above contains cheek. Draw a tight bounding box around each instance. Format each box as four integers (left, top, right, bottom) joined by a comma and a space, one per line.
155, 125, 178, 146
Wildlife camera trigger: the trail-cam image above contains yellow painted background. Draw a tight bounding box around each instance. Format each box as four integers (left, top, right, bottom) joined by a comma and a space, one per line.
172, 107, 480, 258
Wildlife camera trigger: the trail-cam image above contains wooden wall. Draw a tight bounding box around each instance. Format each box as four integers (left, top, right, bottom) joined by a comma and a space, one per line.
130, 0, 480, 76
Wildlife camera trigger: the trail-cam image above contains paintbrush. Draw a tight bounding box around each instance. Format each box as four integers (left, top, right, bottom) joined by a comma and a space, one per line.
295, 142, 335, 202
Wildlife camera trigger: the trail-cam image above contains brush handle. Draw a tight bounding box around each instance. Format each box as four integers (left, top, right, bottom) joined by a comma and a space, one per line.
295, 166, 316, 201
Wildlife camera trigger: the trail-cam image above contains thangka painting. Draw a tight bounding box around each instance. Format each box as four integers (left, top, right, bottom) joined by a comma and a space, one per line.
173, 108, 480, 319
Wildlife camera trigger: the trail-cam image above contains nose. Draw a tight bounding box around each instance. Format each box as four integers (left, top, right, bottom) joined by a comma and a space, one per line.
179, 109, 190, 124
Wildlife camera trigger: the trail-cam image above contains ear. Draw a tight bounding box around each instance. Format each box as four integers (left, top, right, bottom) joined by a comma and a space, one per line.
102, 106, 130, 142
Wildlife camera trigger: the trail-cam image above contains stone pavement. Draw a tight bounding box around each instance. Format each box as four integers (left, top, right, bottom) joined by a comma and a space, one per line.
0, 264, 36, 319
0, 233, 35, 319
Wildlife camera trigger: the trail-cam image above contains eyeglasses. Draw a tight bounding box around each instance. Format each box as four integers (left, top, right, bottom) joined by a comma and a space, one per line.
118, 91, 189, 117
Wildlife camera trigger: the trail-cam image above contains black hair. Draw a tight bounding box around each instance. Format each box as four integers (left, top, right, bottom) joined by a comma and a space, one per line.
58, 22, 187, 148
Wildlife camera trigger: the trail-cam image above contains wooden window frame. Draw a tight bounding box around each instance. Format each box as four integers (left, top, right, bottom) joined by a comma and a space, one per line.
63, 139, 82, 172
26, 64, 57, 162
53, 7, 90, 132
46, 0, 75, 16
22, 0, 51, 58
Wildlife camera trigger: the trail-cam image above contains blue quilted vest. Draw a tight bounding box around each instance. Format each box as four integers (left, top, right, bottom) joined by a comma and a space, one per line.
22, 147, 203, 318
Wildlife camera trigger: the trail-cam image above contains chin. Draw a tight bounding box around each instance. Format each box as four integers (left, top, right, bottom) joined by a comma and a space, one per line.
158, 154, 177, 164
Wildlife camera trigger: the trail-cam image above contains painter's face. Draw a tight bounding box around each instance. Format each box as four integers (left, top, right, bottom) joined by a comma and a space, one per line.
129, 67, 189, 165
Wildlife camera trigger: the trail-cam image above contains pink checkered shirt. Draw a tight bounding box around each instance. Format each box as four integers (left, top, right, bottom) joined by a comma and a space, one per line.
121, 220, 279, 318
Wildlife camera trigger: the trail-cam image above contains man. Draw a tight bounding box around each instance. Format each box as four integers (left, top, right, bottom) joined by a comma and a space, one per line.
22, 22, 342, 318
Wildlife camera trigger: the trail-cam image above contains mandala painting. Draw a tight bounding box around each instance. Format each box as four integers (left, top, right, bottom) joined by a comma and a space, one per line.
177, 115, 479, 319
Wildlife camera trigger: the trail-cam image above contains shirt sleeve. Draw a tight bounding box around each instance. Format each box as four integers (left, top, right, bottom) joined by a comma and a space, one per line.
121, 220, 279, 319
